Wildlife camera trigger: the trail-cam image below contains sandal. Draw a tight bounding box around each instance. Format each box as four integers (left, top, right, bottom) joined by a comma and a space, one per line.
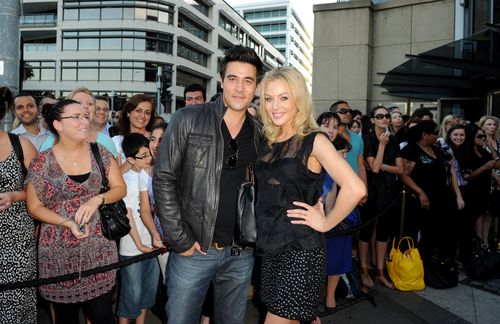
360, 267, 374, 289
375, 269, 394, 289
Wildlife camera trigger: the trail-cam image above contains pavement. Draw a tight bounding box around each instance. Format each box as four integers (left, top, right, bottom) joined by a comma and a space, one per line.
37, 268, 500, 324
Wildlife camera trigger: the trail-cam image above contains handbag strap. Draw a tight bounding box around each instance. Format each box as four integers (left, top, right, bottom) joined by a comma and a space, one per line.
397, 236, 415, 251
90, 142, 109, 191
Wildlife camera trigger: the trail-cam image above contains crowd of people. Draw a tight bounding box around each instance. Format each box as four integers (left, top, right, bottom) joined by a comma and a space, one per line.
0, 44, 499, 324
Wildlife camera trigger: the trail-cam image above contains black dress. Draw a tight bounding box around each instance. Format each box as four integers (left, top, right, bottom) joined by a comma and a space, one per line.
360, 131, 401, 242
255, 132, 326, 321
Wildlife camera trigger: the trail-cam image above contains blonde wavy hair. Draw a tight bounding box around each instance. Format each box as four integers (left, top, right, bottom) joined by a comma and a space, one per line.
259, 67, 318, 146
478, 115, 499, 141
438, 115, 459, 138
67, 87, 96, 107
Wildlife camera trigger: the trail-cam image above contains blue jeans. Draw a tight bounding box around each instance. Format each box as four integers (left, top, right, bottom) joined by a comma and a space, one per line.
165, 246, 254, 324
117, 255, 160, 318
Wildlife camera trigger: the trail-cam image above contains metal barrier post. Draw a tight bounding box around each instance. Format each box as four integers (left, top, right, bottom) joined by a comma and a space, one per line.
399, 186, 406, 237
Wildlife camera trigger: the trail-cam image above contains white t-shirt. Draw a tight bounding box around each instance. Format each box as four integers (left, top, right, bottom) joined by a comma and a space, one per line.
119, 169, 152, 256
111, 135, 125, 162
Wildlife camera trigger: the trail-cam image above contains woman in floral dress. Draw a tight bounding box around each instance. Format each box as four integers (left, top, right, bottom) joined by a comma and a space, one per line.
26, 99, 126, 324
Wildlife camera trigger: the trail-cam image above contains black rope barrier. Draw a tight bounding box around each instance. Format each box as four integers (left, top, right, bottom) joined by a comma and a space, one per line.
1, 190, 406, 292
0, 248, 168, 292
326, 191, 403, 237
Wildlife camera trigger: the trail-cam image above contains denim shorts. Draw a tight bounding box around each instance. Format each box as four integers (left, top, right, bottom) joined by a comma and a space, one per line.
117, 255, 160, 319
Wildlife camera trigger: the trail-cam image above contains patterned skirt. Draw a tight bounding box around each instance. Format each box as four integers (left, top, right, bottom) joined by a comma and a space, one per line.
261, 247, 326, 321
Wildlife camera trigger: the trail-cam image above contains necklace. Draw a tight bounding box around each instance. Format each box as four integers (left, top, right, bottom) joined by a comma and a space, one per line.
72, 162, 78, 167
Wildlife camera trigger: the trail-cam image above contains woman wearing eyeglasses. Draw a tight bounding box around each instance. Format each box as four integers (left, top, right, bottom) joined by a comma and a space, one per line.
359, 106, 403, 290
40, 87, 118, 158
255, 67, 366, 323
26, 99, 126, 324
462, 126, 499, 244
400, 120, 463, 262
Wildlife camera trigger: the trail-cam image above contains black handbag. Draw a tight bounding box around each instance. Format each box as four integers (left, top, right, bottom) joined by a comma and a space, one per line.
424, 254, 458, 289
235, 163, 256, 245
466, 235, 500, 280
90, 143, 131, 240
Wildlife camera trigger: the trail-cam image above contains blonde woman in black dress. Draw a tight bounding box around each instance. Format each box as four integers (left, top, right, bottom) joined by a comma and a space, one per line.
255, 67, 366, 323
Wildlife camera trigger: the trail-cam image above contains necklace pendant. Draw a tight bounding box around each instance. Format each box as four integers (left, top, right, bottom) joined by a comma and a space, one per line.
72, 162, 77, 167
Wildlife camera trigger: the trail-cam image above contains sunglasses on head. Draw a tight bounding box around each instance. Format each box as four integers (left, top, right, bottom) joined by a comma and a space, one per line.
374, 113, 391, 120
227, 139, 238, 168
336, 108, 352, 115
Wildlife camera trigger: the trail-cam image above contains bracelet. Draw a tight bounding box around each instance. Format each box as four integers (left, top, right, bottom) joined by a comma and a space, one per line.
382, 164, 387, 172
97, 194, 105, 205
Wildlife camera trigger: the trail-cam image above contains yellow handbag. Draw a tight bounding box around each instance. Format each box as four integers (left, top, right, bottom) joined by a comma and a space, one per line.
386, 236, 425, 291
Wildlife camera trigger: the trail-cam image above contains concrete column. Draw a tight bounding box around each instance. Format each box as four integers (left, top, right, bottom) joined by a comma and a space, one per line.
0, 0, 20, 131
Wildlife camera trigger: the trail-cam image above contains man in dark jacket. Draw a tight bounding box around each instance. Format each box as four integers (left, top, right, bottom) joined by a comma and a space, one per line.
153, 45, 263, 323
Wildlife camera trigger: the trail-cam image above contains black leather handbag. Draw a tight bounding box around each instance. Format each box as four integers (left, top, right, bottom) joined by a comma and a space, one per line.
90, 143, 131, 240
235, 164, 256, 245
466, 235, 500, 280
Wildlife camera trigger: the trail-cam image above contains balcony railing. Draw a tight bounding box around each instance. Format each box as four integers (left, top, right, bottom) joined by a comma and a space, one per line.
23, 43, 56, 52
20, 14, 57, 27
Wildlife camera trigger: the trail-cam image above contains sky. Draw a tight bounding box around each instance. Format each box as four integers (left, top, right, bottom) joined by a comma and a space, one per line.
225, 0, 335, 35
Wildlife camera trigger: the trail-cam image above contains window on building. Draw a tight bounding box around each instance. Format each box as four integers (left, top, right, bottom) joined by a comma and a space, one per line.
244, 8, 287, 20
176, 69, 208, 88
62, 29, 173, 54
23, 61, 56, 81
265, 35, 286, 46
61, 1, 174, 25
219, 14, 238, 38
59, 59, 172, 83
178, 14, 209, 41
253, 21, 287, 33
177, 41, 208, 67
184, 0, 209, 16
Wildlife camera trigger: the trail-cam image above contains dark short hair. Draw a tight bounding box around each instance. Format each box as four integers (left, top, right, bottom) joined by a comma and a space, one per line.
316, 111, 340, 126
411, 107, 433, 120
333, 135, 351, 152
219, 45, 264, 83
94, 95, 109, 103
329, 100, 349, 112
351, 109, 362, 118
407, 120, 437, 143
369, 105, 388, 118
183, 83, 206, 101
152, 121, 167, 132
42, 99, 80, 135
15, 92, 35, 100
122, 133, 150, 158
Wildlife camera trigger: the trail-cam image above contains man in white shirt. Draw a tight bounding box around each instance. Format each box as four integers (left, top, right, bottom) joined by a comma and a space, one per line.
11, 93, 49, 151
94, 95, 111, 136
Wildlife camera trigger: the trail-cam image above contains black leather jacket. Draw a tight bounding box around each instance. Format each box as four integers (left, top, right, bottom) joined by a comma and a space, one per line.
153, 95, 261, 253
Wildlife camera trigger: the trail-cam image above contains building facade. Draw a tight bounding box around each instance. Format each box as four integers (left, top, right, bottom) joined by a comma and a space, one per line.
232, 0, 313, 88
20, 0, 285, 114
312, 0, 500, 121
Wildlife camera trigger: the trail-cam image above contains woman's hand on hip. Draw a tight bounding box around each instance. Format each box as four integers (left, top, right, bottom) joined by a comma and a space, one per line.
287, 199, 327, 232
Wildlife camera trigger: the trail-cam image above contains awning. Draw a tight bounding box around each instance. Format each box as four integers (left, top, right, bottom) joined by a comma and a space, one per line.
378, 24, 500, 100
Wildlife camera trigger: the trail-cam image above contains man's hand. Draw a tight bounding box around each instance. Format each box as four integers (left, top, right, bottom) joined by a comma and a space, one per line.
179, 241, 207, 256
